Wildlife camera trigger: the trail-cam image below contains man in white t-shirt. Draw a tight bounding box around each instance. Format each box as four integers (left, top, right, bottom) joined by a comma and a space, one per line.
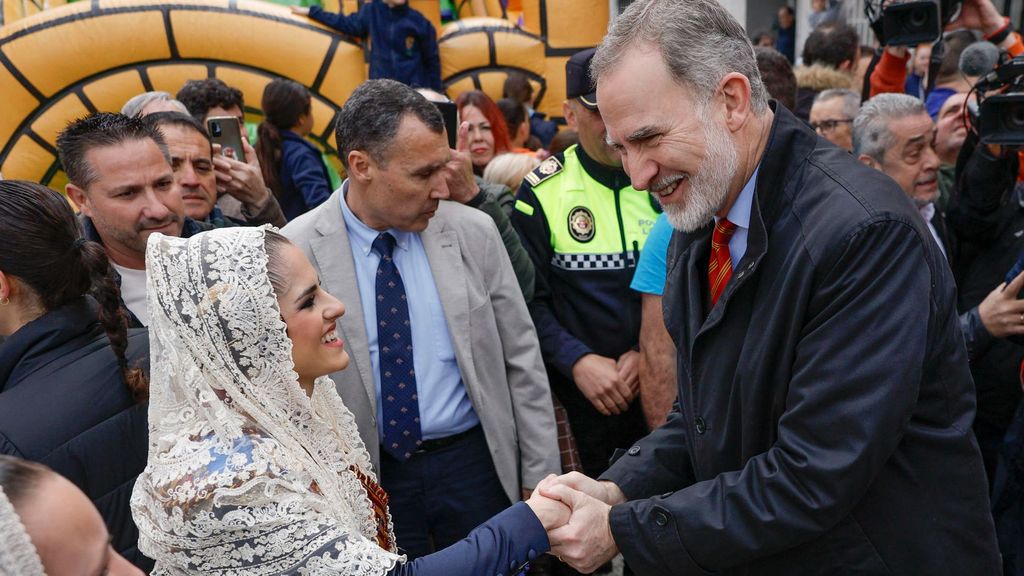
59, 112, 212, 326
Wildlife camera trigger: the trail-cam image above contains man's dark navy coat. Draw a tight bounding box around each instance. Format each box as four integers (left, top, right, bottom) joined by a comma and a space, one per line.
601, 104, 1001, 575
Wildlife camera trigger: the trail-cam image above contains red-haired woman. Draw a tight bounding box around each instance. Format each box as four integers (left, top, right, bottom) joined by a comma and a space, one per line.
456, 90, 512, 176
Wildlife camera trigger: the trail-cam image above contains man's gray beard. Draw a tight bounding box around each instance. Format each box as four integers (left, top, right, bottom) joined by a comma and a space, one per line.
661, 117, 738, 233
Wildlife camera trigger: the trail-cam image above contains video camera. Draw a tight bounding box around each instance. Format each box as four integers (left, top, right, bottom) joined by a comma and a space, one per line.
964, 44, 1024, 146
865, 0, 962, 46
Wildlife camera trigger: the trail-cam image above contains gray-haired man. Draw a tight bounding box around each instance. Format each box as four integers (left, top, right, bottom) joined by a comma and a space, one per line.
535, 0, 999, 574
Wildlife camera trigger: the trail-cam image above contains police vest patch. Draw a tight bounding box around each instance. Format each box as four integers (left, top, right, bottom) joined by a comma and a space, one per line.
524, 156, 563, 186
568, 206, 595, 242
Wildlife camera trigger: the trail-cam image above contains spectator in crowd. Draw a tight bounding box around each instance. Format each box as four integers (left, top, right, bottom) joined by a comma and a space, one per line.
809, 88, 859, 152
924, 31, 979, 117
416, 87, 536, 301
120, 91, 188, 117
0, 456, 142, 575
255, 78, 333, 221
176, 77, 246, 127
751, 30, 775, 48
512, 48, 655, 502
455, 90, 512, 176
854, 94, 949, 257
754, 46, 797, 111
537, 1, 999, 573
144, 111, 286, 228
853, 94, 1024, 415
548, 129, 578, 156
292, 0, 441, 91
906, 43, 932, 99
933, 91, 970, 208
59, 113, 213, 326
626, 212, 677, 431
793, 22, 859, 120
809, 0, 843, 29
283, 79, 560, 559
483, 152, 539, 191
175, 78, 288, 226
132, 226, 567, 574
853, 43, 878, 97
775, 5, 796, 62
497, 98, 535, 153
0, 181, 150, 569
504, 72, 558, 149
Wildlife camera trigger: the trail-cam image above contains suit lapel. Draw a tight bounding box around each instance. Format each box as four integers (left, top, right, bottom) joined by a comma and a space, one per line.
310, 205, 377, 411
422, 212, 475, 379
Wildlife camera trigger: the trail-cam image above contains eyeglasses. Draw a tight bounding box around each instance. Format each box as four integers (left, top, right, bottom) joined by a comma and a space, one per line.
810, 118, 854, 133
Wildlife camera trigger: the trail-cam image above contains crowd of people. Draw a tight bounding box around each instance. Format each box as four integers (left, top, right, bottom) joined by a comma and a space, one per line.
4, 0, 1024, 574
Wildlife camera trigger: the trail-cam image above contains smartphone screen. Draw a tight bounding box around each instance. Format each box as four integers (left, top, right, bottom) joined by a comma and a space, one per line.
206, 116, 246, 159
432, 101, 459, 149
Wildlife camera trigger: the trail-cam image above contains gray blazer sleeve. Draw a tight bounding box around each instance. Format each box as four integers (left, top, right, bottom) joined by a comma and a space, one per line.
479, 214, 559, 489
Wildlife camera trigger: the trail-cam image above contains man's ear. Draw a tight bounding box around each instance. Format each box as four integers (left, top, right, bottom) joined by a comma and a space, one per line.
839, 59, 854, 73
347, 150, 374, 184
858, 153, 880, 170
563, 100, 579, 131
720, 72, 754, 133
65, 183, 90, 217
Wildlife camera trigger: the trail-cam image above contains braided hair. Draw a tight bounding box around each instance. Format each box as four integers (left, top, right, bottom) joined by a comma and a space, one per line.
0, 180, 147, 401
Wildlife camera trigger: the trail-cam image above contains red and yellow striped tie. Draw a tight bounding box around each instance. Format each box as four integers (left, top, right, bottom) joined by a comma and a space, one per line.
708, 218, 738, 308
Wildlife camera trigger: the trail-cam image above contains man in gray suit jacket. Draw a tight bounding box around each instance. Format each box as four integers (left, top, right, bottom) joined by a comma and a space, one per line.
283, 79, 560, 558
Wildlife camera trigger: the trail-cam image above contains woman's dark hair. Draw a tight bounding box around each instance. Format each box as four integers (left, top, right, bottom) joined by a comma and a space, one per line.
0, 455, 48, 510
0, 180, 147, 401
265, 230, 292, 298
497, 98, 527, 141
256, 79, 312, 198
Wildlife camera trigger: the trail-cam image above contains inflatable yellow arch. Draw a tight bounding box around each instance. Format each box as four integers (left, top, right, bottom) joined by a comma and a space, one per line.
0, 0, 365, 187
0, 0, 608, 189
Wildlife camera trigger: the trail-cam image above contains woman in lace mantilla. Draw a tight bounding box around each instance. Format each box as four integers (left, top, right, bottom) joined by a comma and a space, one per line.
131, 226, 566, 575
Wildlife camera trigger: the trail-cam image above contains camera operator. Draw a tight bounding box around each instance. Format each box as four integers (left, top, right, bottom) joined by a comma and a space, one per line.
868, 0, 1024, 100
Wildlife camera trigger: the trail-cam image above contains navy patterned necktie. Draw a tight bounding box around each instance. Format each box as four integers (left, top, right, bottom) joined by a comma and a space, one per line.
372, 232, 422, 461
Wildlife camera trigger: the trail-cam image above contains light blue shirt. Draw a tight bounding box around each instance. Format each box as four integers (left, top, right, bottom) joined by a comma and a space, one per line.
340, 183, 479, 441
716, 165, 760, 268
630, 213, 674, 296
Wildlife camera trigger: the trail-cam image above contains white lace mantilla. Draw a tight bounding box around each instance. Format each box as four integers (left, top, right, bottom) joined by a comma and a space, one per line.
0, 485, 46, 576
131, 227, 401, 575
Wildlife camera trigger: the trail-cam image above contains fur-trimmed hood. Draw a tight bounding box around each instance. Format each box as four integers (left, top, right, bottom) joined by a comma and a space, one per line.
794, 64, 855, 92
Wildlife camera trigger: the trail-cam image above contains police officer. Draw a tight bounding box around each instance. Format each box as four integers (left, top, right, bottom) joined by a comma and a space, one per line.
512, 48, 660, 485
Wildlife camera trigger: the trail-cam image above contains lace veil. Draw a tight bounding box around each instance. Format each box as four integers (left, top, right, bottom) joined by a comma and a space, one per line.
0, 485, 46, 575
130, 226, 400, 575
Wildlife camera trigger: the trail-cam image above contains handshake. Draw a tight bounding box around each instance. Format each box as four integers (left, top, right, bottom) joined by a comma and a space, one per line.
525, 472, 628, 573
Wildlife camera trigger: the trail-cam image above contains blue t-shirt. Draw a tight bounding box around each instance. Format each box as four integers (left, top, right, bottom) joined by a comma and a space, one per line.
631, 213, 674, 296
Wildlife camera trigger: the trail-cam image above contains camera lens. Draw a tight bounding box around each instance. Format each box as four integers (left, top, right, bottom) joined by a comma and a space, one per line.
908, 7, 929, 28
1004, 105, 1024, 131
210, 121, 222, 137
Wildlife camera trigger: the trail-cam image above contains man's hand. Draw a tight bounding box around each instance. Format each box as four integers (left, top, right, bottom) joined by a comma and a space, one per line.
525, 479, 571, 531
291, 6, 310, 16
978, 270, 1024, 338
948, 0, 1005, 35
537, 471, 626, 506
540, 483, 619, 573
445, 121, 481, 204
212, 140, 271, 209
616, 349, 640, 401
572, 354, 632, 416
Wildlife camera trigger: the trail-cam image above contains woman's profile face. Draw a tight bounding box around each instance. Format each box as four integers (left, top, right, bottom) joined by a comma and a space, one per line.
274, 242, 350, 384
17, 473, 143, 576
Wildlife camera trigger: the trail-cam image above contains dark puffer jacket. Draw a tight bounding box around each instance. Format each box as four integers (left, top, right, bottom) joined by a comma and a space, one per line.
0, 297, 151, 570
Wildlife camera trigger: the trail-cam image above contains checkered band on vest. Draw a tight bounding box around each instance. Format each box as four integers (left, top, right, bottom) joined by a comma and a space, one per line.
551, 252, 639, 270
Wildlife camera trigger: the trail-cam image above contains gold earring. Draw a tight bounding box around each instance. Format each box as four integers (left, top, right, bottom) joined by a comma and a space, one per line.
0, 297, 9, 306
